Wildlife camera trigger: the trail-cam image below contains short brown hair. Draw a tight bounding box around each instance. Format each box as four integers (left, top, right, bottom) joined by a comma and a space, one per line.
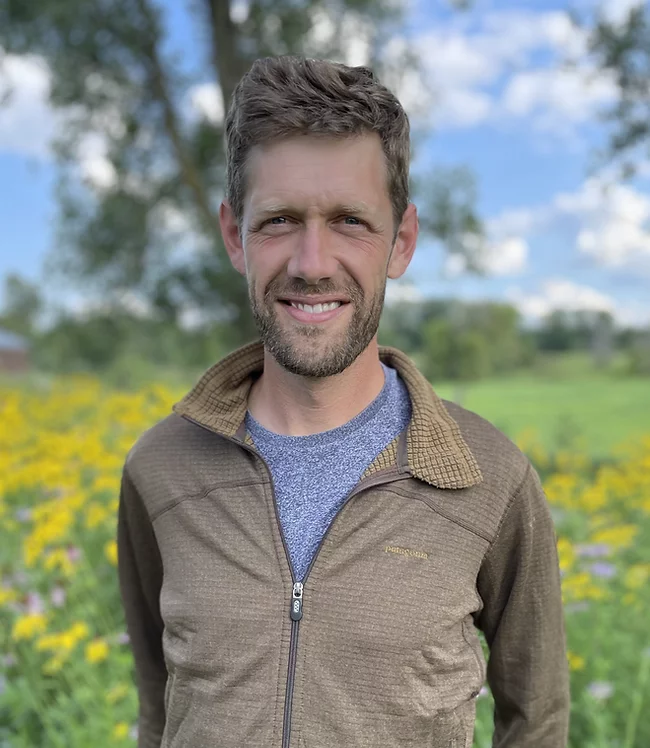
225, 56, 410, 229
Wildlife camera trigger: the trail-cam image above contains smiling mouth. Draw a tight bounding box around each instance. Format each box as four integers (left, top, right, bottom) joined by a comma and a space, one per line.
277, 299, 350, 323
283, 300, 343, 314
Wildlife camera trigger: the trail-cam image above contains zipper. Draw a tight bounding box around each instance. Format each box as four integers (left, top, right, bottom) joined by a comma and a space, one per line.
279, 470, 403, 748
179, 413, 407, 747
283, 581, 303, 748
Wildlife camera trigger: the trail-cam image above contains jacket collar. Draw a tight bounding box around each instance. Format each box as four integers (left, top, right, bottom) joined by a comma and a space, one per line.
172, 340, 482, 490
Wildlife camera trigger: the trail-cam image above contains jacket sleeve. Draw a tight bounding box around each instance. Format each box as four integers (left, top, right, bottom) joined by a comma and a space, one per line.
475, 462, 570, 747
117, 464, 168, 748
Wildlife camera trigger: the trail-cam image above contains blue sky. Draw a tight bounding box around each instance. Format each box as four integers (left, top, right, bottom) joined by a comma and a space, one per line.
1, 0, 649, 327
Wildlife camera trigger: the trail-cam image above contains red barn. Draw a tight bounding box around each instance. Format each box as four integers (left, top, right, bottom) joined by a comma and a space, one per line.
0, 329, 30, 373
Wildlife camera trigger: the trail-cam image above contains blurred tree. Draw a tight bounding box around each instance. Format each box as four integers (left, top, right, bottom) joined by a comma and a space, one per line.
627, 331, 650, 376
0, 273, 42, 337
586, 2, 650, 176
536, 309, 616, 368
415, 300, 525, 382
0, 0, 483, 347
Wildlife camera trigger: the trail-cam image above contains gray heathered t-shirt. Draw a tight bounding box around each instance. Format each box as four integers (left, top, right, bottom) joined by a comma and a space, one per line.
244, 363, 412, 581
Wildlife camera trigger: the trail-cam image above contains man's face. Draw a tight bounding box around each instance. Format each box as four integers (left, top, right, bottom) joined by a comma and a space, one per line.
221, 133, 417, 378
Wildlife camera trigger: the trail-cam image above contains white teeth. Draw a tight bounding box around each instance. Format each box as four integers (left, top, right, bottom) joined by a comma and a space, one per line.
290, 301, 342, 313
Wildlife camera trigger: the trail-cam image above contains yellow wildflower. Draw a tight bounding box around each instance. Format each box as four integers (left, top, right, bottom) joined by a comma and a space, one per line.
12, 613, 47, 641
556, 538, 575, 573
85, 502, 109, 530
624, 564, 650, 590
106, 683, 130, 705
590, 525, 639, 550
112, 722, 130, 740
43, 654, 67, 675
85, 638, 109, 663
105, 539, 118, 566
69, 620, 90, 640
567, 652, 586, 671
0, 587, 18, 606
561, 572, 606, 603
43, 548, 75, 576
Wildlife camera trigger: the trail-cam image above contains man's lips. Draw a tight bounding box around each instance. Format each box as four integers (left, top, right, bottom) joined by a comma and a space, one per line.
277, 295, 351, 305
277, 299, 349, 324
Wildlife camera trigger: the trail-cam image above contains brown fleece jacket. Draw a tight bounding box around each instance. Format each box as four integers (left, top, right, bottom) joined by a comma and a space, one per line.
117, 340, 570, 747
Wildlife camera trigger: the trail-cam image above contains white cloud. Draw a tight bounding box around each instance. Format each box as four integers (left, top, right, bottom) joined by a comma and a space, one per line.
77, 132, 118, 191
230, 0, 250, 24
444, 234, 528, 277
435, 88, 493, 129
187, 82, 224, 126
481, 237, 528, 275
487, 177, 650, 271
305, 7, 372, 68
0, 53, 57, 158
406, 8, 616, 136
555, 179, 650, 266
385, 279, 423, 305
508, 278, 650, 328
64, 289, 152, 319
502, 67, 617, 134
508, 279, 614, 319
487, 205, 550, 238
598, 0, 645, 27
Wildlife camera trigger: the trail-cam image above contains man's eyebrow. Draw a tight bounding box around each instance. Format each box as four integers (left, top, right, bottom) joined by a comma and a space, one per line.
335, 202, 375, 216
252, 202, 376, 217
253, 203, 293, 216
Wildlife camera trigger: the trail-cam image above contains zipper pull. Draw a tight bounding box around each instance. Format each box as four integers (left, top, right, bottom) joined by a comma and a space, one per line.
290, 582, 303, 621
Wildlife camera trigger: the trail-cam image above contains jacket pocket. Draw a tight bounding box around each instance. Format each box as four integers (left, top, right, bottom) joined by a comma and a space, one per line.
462, 618, 486, 692
431, 695, 476, 748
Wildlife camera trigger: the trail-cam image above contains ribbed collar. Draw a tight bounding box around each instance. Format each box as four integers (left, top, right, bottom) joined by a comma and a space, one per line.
172, 340, 482, 489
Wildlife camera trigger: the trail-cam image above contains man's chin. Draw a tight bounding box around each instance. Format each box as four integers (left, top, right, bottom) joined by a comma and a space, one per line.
263, 334, 354, 378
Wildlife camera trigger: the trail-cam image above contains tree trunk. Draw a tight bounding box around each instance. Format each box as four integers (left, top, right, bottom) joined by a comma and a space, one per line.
205, 0, 252, 114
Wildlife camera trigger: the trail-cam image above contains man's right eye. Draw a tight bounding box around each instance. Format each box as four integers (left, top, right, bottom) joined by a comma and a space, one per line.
269, 216, 287, 225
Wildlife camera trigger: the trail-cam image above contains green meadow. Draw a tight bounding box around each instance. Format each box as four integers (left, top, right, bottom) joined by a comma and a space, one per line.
433, 355, 650, 457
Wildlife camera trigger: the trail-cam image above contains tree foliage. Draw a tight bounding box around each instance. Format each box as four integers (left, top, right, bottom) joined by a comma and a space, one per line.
587, 2, 650, 176
0, 0, 484, 345
0, 274, 42, 337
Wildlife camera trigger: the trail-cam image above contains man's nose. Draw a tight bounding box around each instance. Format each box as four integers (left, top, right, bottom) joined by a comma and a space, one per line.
286, 223, 338, 283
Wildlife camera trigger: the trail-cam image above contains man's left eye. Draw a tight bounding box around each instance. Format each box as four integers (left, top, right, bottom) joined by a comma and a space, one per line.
342, 216, 361, 226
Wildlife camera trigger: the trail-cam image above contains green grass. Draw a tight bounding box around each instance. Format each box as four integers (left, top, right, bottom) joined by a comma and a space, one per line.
434, 370, 650, 458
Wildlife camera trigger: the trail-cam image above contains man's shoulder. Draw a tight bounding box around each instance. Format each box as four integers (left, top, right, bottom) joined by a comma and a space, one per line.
123, 412, 239, 497
442, 398, 531, 489
125, 412, 189, 468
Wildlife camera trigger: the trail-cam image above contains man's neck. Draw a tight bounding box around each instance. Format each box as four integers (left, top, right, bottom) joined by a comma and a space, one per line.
247, 341, 386, 436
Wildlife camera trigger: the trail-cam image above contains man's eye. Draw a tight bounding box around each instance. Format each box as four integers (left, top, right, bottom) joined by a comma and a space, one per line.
341, 216, 362, 226
269, 216, 287, 225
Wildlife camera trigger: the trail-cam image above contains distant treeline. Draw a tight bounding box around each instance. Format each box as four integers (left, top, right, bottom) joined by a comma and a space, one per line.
2, 294, 649, 386
380, 299, 650, 380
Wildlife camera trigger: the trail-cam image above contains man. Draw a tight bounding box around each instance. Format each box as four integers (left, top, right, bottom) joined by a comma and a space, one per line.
117, 56, 569, 748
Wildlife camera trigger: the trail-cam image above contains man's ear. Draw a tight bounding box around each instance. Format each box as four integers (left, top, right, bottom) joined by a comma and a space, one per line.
219, 201, 246, 276
387, 202, 418, 280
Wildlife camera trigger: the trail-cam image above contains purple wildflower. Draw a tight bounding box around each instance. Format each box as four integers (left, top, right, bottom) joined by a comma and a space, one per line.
565, 602, 591, 614
587, 682, 613, 700
589, 562, 616, 579
67, 546, 82, 562
14, 508, 32, 523
575, 543, 611, 558
50, 586, 66, 607
26, 592, 45, 615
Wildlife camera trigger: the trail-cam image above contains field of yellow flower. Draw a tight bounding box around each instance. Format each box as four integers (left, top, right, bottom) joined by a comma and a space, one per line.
1, 378, 649, 746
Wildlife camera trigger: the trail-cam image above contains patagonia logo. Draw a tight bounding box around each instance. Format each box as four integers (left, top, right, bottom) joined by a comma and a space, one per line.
384, 545, 429, 560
